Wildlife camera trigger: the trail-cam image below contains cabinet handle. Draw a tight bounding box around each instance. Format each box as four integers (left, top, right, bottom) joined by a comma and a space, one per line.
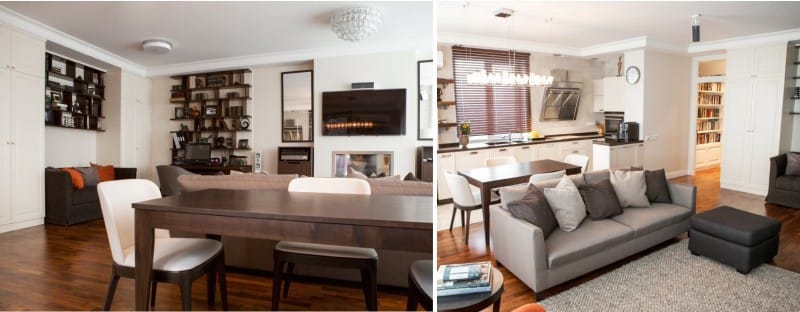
470, 151, 479, 155
498, 148, 507, 152
440, 154, 452, 158
521, 146, 530, 149
571, 142, 578, 145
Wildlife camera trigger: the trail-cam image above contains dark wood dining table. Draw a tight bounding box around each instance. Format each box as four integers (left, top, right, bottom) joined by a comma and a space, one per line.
458, 159, 582, 246
132, 189, 433, 310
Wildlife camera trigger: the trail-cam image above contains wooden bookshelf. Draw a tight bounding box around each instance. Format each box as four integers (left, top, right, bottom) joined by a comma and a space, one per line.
44, 53, 105, 132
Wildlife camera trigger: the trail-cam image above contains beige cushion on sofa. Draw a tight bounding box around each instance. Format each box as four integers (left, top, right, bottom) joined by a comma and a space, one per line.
609, 170, 650, 208
177, 174, 299, 192
543, 175, 587, 232
368, 180, 432, 196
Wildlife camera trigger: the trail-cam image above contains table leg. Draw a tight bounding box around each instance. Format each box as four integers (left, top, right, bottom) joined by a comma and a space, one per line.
481, 186, 492, 246
135, 210, 155, 310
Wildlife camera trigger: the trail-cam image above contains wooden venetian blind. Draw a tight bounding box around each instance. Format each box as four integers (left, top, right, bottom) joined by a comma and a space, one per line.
452, 46, 532, 136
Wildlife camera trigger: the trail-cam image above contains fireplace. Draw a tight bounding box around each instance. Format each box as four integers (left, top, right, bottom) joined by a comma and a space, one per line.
333, 151, 393, 177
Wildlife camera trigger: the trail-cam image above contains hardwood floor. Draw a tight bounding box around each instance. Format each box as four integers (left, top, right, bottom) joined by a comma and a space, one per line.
0, 219, 408, 311
437, 167, 800, 311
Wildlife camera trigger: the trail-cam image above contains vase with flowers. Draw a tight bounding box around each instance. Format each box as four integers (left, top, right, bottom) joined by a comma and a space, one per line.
458, 121, 471, 147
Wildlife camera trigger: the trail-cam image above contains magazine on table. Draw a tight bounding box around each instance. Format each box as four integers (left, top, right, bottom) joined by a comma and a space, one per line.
436, 261, 492, 296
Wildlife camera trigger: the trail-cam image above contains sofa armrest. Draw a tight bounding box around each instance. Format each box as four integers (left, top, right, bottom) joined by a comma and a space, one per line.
769, 154, 787, 191
45, 168, 74, 224
114, 167, 138, 179
490, 205, 548, 292
667, 182, 696, 215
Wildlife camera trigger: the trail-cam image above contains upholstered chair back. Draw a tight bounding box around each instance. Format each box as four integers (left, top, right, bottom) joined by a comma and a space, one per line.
444, 170, 480, 207
288, 177, 371, 195
529, 170, 567, 184
564, 154, 590, 173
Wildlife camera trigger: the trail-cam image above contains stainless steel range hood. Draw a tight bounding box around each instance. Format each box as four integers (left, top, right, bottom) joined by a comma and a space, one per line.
540, 69, 582, 121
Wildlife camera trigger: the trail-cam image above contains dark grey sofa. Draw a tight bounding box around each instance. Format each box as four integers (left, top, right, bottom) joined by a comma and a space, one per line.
490, 170, 696, 298
766, 153, 800, 209
45, 167, 137, 225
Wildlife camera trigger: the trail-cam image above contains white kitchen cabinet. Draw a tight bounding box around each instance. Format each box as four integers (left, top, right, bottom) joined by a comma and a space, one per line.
696, 143, 722, 168
592, 143, 644, 171
537, 143, 561, 161
0, 26, 45, 233
437, 152, 455, 200
594, 76, 625, 112
489, 146, 515, 159
721, 44, 787, 195
513, 145, 537, 163
559, 139, 593, 171
455, 149, 490, 172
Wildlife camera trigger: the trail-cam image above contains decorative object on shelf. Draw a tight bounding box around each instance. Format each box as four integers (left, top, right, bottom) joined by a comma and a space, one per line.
219, 119, 229, 130
330, 7, 382, 42
175, 107, 185, 119
50, 91, 62, 103
195, 78, 203, 88
204, 105, 218, 117
616, 56, 623, 77
194, 93, 205, 101
215, 137, 226, 148
188, 108, 201, 119
437, 88, 443, 102
238, 139, 249, 149
207, 75, 226, 87
229, 106, 242, 117
625, 66, 641, 85
240, 117, 251, 130
209, 158, 221, 165
180, 123, 190, 132
171, 85, 182, 91
459, 120, 471, 147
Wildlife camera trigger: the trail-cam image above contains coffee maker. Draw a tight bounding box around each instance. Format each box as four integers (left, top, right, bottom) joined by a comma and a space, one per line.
618, 122, 640, 142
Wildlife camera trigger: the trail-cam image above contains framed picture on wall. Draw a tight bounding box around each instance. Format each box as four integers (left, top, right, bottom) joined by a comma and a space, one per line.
175, 107, 185, 119
237, 139, 249, 149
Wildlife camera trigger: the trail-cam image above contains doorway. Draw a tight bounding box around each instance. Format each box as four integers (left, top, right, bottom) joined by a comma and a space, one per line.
690, 56, 726, 174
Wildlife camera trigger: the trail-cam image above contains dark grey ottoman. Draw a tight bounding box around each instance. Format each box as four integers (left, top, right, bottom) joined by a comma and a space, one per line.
688, 206, 781, 274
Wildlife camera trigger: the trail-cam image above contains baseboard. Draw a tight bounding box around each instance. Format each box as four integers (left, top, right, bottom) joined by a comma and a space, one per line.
720, 182, 768, 196
666, 169, 689, 179
0, 218, 43, 234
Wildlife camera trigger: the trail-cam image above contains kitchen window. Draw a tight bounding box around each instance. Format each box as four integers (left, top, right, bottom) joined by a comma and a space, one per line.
451, 46, 531, 136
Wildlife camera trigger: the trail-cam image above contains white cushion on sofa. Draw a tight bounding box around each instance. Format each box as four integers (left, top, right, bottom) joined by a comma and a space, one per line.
543, 175, 587, 232
610, 170, 650, 207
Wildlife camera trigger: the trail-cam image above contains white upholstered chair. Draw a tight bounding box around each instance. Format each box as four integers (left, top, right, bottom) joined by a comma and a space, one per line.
444, 171, 498, 244
273, 177, 377, 310
529, 170, 567, 184
564, 153, 590, 173
97, 179, 227, 311
485, 156, 517, 167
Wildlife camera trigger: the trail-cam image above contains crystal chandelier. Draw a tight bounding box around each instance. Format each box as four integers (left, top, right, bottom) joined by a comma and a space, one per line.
330, 7, 382, 42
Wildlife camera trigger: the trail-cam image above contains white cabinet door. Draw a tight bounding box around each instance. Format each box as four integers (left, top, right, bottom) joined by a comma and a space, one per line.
593, 79, 604, 112
603, 77, 625, 112
10, 72, 43, 222
614, 145, 636, 169
513, 145, 537, 163
10, 31, 44, 78
489, 147, 515, 159
0, 27, 10, 70
0, 69, 10, 225
754, 45, 787, 78
537, 143, 561, 161
437, 153, 455, 200
633, 143, 645, 167
721, 77, 753, 185
592, 144, 611, 171
725, 48, 754, 79
748, 76, 782, 188
707, 145, 721, 163
455, 149, 489, 172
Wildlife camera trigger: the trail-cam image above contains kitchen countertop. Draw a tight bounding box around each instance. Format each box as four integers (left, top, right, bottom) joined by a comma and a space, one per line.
438, 132, 603, 153
591, 139, 645, 146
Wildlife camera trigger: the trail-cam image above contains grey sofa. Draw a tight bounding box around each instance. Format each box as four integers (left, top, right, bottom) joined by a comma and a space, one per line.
45, 167, 138, 225
490, 170, 696, 298
766, 153, 800, 209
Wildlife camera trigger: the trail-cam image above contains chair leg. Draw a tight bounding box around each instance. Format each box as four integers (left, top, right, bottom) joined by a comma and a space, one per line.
150, 281, 158, 308
271, 259, 284, 311
207, 261, 217, 306
179, 277, 192, 311
282, 262, 295, 298
218, 254, 228, 311
465, 210, 472, 244
449, 205, 457, 232
103, 269, 120, 311
406, 274, 418, 311
460, 209, 465, 229
362, 260, 378, 311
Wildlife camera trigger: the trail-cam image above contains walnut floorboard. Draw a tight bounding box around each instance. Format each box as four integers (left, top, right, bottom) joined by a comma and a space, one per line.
437, 166, 800, 312
0, 219, 408, 311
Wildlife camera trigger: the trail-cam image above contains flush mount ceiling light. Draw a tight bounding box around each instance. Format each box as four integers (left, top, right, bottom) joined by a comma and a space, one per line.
142, 39, 172, 54
330, 7, 382, 42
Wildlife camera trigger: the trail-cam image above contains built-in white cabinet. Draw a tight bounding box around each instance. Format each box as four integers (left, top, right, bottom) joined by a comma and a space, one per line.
0, 26, 45, 233
489, 147, 515, 159
436, 152, 455, 200
592, 143, 644, 171
593, 77, 625, 112
513, 145, 537, 163
537, 143, 561, 161
455, 149, 490, 172
696, 143, 722, 168
721, 44, 787, 195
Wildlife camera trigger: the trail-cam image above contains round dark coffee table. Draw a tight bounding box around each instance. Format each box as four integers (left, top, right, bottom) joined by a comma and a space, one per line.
438, 267, 504, 312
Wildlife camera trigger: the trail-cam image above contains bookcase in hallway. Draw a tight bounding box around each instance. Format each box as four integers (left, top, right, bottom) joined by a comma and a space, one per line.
696, 80, 724, 168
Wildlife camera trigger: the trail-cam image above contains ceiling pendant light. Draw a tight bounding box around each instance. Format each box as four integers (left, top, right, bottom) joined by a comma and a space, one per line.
330, 7, 382, 42
692, 14, 701, 43
142, 39, 173, 54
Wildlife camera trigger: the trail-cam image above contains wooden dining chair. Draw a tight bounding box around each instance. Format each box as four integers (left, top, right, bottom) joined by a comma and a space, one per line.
273, 177, 377, 311
406, 260, 433, 311
529, 170, 567, 184
444, 171, 498, 244
97, 179, 227, 311
564, 153, 590, 173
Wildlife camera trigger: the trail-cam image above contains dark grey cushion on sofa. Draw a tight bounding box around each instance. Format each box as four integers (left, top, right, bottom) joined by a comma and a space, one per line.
767, 153, 800, 209
579, 179, 623, 220
786, 152, 800, 176
507, 185, 558, 238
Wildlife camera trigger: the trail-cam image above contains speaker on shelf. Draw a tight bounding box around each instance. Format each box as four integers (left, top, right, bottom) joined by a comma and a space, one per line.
351, 82, 374, 89
254, 152, 262, 173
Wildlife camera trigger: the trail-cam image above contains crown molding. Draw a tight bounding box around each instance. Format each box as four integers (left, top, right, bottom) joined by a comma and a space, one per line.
0, 6, 146, 76
438, 31, 581, 56
688, 28, 800, 54
580, 36, 648, 56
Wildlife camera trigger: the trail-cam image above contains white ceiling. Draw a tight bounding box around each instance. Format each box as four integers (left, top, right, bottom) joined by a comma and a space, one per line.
1, 1, 433, 68
438, 1, 800, 51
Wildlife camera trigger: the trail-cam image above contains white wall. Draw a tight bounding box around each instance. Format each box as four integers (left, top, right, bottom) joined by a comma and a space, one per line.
643, 50, 691, 175
314, 50, 420, 177
120, 71, 152, 179
96, 67, 121, 166
44, 127, 96, 167
623, 49, 645, 130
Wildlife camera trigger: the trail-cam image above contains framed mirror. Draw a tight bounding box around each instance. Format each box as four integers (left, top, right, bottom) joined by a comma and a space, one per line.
417, 60, 435, 141
281, 70, 314, 142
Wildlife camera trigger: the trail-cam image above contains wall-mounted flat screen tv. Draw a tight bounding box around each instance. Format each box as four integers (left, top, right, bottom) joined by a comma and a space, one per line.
322, 88, 406, 136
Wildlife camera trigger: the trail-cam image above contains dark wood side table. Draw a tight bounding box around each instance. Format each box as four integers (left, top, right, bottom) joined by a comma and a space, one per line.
438, 267, 504, 312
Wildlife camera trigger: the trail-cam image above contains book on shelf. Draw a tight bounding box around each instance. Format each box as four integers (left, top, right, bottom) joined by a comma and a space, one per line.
436, 261, 492, 296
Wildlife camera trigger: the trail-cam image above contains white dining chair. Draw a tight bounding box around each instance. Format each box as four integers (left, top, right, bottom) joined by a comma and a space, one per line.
97, 179, 227, 311
529, 170, 567, 184
274, 177, 378, 311
444, 170, 500, 244
485, 156, 517, 167
564, 153, 590, 173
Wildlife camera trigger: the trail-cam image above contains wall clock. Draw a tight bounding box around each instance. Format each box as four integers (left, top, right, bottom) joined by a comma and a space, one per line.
625, 66, 641, 85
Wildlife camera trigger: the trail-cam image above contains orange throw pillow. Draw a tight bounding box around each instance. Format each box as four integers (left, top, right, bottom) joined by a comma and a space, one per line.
61, 168, 85, 190
91, 163, 115, 182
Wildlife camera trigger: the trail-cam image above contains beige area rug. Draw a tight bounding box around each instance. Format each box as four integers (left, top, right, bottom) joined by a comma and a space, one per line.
540, 239, 800, 312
